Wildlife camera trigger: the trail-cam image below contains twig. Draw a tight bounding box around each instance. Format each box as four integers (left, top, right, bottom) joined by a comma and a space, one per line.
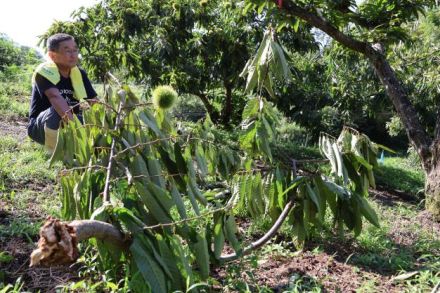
141, 193, 238, 231
431, 281, 440, 293
103, 92, 126, 202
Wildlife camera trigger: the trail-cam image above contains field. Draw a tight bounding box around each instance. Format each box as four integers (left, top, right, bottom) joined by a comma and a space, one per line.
0, 81, 439, 292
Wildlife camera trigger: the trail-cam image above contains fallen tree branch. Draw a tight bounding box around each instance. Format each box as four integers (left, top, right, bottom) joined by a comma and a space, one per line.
31, 198, 295, 267
30, 217, 128, 267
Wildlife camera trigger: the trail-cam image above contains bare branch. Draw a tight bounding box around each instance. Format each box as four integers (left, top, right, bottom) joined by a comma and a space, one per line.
278, 1, 368, 53
219, 197, 295, 263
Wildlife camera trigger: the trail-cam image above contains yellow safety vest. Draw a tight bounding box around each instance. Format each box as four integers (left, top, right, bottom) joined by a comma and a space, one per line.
32, 62, 87, 100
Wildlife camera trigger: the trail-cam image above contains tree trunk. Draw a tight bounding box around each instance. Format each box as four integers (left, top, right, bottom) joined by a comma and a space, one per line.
426, 141, 440, 220
195, 93, 220, 123
221, 83, 233, 126
365, 50, 432, 171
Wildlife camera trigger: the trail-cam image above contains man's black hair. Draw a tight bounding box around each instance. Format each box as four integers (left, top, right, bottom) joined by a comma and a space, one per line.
47, 33, 75, 52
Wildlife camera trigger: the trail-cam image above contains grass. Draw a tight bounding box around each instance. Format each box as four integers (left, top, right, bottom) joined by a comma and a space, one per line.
348, 199, 440, 291
0, 136, 55, 190
0, 81, 30, 120
375, 156, 425, 196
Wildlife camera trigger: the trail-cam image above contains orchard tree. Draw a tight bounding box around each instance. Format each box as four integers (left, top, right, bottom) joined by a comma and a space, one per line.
245, 0, 440, 219
40, 0, 318, 126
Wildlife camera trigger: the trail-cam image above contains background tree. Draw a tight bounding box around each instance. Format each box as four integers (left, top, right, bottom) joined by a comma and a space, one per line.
243, 0, 440, 219
0, 33, 41, 73
40, 0, 318, 126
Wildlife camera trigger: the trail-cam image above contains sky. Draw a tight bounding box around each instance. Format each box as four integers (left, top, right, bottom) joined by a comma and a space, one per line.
0, 0, 99, 52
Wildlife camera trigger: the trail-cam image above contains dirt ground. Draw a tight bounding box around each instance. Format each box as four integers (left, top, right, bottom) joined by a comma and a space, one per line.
0, 118, 28, 142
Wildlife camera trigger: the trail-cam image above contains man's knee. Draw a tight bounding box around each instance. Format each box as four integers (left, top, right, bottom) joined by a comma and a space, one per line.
27, 118, 45, 145
43, 107, 62, 130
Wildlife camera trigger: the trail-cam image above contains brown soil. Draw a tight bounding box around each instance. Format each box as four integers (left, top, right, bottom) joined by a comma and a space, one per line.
0, 235, 80, 292
0, 117, 28, 142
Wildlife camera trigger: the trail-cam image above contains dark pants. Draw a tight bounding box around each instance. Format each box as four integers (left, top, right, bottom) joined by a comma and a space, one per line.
27, 107, 82, 145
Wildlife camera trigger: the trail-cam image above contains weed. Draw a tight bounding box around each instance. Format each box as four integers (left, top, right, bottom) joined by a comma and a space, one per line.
0, 251, 13, 264
0, 216, 40, 241
0, 277, 24, 293
0, 81, 30, 119
284, 273, 323, 292
356, 277, 378, 293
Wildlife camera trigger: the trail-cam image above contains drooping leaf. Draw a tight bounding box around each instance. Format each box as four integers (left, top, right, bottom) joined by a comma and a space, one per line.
131, 235, 168, 293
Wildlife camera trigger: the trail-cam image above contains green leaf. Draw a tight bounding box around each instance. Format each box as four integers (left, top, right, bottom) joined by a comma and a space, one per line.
169, 235, 193, 284
130, 154, 150, 182
174, 142, 188, 176
188, 177, 208, 206
314, 176, 336, 214
191, 232, 210, 280
306, 182, 323, 217
60, 175, 76, 220
240, 31, 270, 93
278, 176, 307, 199
170, 181, 187, 220
113, 206, 145, 232
263, 72, 276, 99
135, 181, 172, 224
213, 212, 225, 259
195, 144, 208, 177
224, 215, 241, 253
251, 173, 265, 215
186, 184, 200, 216
146, 182, 174, 212
353, 154, 373, 171
131, 236, 168, 293
139, 110, 164, 138
158, 147, 185, 190
240, 121, 257, 151
155, 234, 186, 290
147, 158, 166, 188
242, 98, 259, 120
270, 41, 291, 82
374, 143, 396, 154
49, 128, 64, 166
358, 196, 380, 227
293, 18, 300, 32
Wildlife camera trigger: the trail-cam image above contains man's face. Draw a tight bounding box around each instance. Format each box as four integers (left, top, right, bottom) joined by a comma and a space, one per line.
49, 39, 79, 69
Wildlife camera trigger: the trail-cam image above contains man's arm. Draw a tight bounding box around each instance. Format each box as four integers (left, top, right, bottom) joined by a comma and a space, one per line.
45, 88, 74, 121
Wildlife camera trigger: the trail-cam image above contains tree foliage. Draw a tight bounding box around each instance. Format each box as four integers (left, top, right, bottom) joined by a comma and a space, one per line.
0, 34, 41, 73
41, 0, 320, 125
